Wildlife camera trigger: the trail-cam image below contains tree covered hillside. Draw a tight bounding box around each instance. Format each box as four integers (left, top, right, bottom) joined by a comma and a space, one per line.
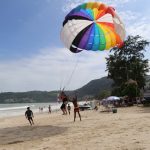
0, 75, 149, 103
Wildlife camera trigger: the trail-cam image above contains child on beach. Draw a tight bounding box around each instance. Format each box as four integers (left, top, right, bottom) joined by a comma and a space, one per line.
25, 107, 34, 126
67, 104, 71, 115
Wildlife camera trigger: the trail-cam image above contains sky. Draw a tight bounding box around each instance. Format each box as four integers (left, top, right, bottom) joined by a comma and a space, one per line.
0, 0, 150, 92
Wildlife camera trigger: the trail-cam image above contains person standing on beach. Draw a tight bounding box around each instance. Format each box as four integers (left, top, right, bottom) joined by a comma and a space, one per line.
59, 91, 68, 115
25, 107, 34, 126
48, 105, 51, 113
70, 95, 81, 122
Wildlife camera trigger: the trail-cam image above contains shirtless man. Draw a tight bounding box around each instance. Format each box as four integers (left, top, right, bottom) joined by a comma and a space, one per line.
59, 91, 68, 115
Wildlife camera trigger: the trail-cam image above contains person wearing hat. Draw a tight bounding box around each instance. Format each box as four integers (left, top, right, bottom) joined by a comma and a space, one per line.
25, 107, 34, 125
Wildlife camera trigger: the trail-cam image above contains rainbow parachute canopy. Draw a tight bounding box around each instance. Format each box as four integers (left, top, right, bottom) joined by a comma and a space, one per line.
61, 2, 125, 53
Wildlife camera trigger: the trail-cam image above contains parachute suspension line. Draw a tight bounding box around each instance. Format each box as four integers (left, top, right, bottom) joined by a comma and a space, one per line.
59, 75, 64, 92
63, 57, 79, 91
58, 72, 65, 102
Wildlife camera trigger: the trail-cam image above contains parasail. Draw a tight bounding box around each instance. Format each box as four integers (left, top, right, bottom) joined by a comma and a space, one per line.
61, 2, 125, 53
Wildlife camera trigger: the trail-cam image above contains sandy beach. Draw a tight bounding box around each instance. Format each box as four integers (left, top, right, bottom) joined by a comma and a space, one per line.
0, 106, 150, 150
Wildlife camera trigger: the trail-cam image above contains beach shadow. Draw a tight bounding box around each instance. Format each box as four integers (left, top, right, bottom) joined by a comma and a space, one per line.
0, 125, 68, 145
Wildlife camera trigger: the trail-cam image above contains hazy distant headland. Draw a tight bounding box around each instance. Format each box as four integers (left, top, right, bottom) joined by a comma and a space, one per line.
0, 77, 114, 103
0, 76, 150, 104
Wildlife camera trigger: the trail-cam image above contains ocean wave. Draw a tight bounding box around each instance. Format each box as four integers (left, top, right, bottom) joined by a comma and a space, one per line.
0, 106, 30, 111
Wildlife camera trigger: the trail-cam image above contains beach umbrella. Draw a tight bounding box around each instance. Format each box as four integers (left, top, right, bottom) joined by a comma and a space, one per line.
106, 96, 120, 101
61, 2, 125, 53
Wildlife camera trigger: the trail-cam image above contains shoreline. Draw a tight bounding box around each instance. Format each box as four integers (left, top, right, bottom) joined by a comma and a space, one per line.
0, 108, 61, 121
0, 101, 87, 119
0, 102, 62, 118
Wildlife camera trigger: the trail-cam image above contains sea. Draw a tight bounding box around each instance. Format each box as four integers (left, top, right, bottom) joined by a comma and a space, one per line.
0, 101, 91, 118
0, 102, 62, 118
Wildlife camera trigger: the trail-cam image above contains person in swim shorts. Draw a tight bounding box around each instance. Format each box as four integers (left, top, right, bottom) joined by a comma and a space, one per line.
25, 107, 34, 125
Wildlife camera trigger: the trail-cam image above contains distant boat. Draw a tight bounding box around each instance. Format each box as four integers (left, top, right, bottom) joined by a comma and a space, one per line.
79, 104, 92, 111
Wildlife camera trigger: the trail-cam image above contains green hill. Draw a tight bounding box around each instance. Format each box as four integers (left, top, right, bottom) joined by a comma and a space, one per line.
0, 76, 114, 103
0, 91, 59, 103
74, 77, 114, 98
0, 75, 150, 103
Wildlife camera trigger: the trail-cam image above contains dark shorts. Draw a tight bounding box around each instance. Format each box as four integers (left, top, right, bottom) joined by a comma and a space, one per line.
61, 103, 66, 109
27, 116, 32, 120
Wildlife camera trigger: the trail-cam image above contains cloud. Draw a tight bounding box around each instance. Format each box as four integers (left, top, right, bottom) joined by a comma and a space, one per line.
119, 10, 141, 23
62, 0, 135, 12
0, 48, 109, 92
127, 19, 150, 41
119, 10, 150, 42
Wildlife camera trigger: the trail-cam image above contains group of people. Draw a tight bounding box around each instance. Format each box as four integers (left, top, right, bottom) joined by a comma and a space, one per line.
38, 105, 51, 113
59, 91, 81, 122
25, 91, 81, 125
